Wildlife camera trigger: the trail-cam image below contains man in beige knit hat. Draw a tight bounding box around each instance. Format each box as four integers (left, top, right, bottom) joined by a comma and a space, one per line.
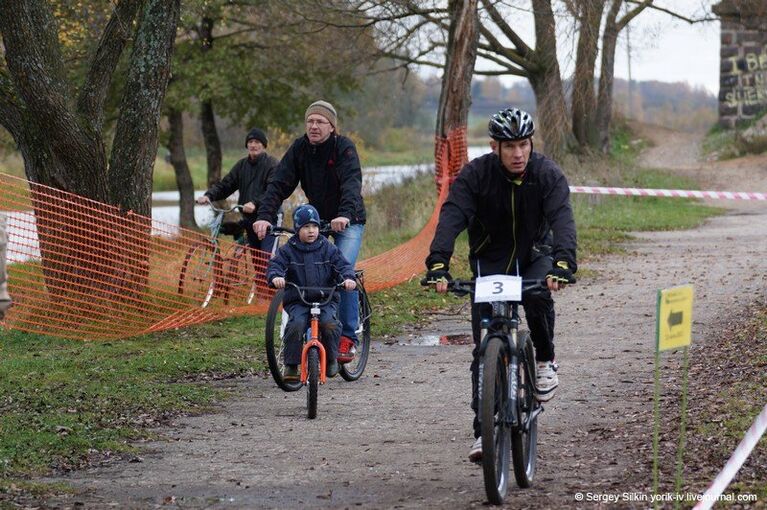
254, 99, 366, 363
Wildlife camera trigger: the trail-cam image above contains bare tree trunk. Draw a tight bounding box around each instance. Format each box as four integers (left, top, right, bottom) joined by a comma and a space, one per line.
0, 0, 110, 201
168, 109, 198, 229
596, 0, 653, 153
200, 99, 223, 188
109, 0, 182, 216
435, 0, 479, 137
595, 0, 622, 153
197, 16, 223, 188
435, 0, 479, 191
528, 0, 571, 160
572, 0, 606, 148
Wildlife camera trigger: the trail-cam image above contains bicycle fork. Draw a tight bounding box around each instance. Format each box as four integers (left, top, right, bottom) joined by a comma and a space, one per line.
300, 307, 327, 385
477, 331, 520, 429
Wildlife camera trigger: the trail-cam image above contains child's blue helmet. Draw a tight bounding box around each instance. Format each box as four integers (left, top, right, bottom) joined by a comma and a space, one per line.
293, 204, 321, 229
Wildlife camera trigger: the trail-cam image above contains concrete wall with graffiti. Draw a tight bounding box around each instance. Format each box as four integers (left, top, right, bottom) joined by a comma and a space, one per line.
714, 1, 767, 128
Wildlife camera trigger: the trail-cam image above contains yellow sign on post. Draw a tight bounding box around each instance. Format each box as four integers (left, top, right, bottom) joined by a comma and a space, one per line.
656, 285, 694, 351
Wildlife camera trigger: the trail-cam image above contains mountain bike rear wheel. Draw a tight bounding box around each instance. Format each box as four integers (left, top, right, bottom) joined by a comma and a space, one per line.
307, 346, 320, 419
481, 337, 511, 505
511, 332, 538, 488
340, 283, 371, 381
265, 290, 301, 392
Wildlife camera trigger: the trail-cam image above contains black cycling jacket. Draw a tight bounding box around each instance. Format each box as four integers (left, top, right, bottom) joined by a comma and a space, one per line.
204, 152, 279, 222
426, 151, 577, 276
256, 134, 366, 224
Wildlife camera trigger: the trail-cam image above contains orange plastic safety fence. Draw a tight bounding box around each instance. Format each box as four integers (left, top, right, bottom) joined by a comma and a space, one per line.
434, 126, 468, 192
0, 128, 468, 339
1, 173, 275, 340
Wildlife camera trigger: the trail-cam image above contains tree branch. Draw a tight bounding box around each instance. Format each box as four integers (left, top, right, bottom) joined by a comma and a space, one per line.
617, 0, 653, 32
625, 0, 717, 23
480, 0, 533, 57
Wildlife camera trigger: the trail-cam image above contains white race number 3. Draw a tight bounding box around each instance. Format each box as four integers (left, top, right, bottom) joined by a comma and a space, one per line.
474, 275, 522, 303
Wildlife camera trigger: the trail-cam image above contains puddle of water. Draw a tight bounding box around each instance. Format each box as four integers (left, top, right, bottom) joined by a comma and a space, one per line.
399, 333, 473, 346
401, 334, 442, 346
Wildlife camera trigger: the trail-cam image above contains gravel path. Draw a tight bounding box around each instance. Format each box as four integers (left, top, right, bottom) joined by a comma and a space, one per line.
38, 127, 767, 509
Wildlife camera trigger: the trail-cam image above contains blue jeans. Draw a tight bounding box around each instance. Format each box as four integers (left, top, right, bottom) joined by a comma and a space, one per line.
330, 223, 364, 342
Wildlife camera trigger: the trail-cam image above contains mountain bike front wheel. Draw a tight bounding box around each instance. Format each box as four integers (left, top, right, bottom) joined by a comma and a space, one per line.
307, 346, 320, 419
511, 332, 538, 488
480, 337, 511, 505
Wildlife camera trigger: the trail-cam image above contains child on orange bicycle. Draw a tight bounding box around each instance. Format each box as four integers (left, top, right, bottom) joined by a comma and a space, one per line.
266, 204, 357, 381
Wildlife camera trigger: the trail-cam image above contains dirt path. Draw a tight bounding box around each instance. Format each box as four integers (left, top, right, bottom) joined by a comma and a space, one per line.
39, 128, 767, 509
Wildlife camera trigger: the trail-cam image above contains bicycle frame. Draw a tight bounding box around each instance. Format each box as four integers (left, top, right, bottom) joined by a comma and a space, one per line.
476, 286, 543, 431
300, 302, 328, 385
285, 282, 342, 386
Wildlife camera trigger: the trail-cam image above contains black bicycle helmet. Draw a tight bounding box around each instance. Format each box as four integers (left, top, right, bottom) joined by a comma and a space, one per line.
488, 108, 535, 141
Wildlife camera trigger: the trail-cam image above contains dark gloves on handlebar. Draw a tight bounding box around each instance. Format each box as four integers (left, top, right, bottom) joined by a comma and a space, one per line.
546, 261, 576, 284
425, 262, 452, 285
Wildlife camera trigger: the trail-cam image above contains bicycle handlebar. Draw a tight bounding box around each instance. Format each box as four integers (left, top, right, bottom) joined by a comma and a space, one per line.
420, 277, 549, 298
207, 204, 244, 214
282, 281, 346, 307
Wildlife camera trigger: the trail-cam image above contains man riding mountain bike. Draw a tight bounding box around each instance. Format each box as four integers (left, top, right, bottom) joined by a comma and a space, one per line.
424, 107, 577, 462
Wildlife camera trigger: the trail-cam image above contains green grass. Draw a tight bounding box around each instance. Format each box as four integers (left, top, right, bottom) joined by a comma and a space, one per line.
0, 316, 265, 478
360, 171, 437, 259
575, 168, 722, 259
702, 114, 767, 160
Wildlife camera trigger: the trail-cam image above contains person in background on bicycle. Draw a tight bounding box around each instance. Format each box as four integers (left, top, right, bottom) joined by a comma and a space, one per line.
253, 100, 366, 365
196, 127, 279, 253
266, 204, 357, 381
424, 107, 577, 462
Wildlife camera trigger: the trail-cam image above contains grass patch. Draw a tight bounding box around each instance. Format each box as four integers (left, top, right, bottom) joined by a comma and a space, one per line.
702, 115, 767, 160
574, 167, 724, 259
0, 315, 265, 479
360, 171, 436, 259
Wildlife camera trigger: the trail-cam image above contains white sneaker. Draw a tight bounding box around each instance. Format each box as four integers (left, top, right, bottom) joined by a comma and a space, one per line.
468, 437, 483, 462
535, 361, 559, 402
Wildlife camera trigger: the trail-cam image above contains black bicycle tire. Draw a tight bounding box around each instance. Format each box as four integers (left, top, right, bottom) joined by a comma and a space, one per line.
481, 337, 511, 505
307, 347, 320, 419
339, 285, 371, 381
264, 290, 301, 392
511, 331, 538, 488
178, 241, 219, 308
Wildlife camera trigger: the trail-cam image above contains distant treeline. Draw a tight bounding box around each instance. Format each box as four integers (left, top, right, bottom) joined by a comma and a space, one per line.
460, 76, 718, 134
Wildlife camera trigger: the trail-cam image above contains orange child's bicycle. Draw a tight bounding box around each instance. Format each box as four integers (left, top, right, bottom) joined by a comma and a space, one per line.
280, 281, 345, 419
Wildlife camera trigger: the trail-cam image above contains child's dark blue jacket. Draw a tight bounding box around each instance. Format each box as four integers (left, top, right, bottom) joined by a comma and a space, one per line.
265, 235, 356, 306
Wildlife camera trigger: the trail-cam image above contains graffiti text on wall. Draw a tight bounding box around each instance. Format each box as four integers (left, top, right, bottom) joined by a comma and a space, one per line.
724, 47, 767, 108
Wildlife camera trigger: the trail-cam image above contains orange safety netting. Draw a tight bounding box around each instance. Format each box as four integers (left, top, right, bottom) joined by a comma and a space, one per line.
0, 128, 468, 340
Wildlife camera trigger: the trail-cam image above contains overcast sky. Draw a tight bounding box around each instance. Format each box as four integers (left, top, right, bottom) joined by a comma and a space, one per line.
485, 0, 721, 96
613, 0, 720, 94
